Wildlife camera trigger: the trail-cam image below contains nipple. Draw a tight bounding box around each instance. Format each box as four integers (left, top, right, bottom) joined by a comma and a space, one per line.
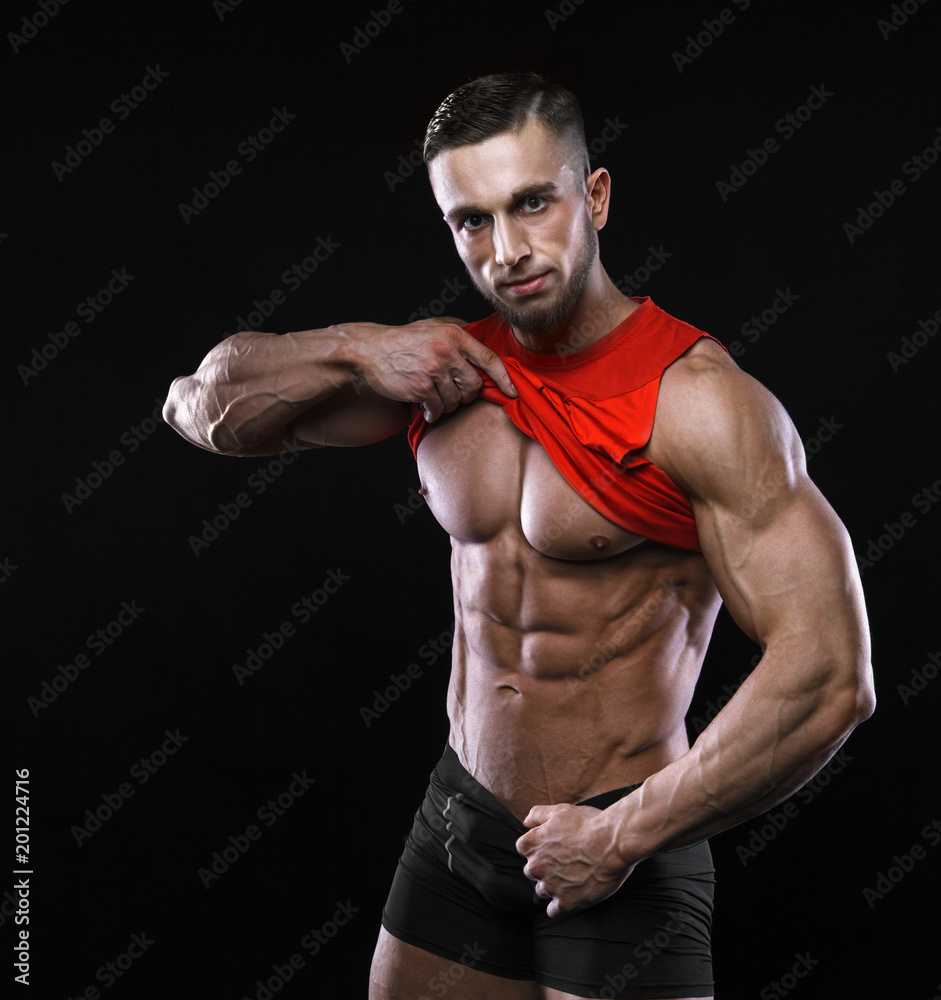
418, 485, 427, 496
589, 535, 611, 550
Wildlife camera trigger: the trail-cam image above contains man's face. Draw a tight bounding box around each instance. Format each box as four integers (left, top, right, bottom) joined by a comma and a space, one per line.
428, 119, 600, 338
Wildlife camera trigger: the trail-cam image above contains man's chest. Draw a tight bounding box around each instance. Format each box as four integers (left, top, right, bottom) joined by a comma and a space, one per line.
415, 400, 646, 561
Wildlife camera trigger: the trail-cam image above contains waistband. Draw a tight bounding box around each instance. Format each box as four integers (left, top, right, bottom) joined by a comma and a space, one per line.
436, 743, 644, 821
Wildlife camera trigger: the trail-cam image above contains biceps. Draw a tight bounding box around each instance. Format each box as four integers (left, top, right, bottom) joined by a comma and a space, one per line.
696, 482, 867, 655
286, 382, 410, 448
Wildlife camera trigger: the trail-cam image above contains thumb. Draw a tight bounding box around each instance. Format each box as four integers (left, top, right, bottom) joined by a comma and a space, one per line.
456, 334, 518, 399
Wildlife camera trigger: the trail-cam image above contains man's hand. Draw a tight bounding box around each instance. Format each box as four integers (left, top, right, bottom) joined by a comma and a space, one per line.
350, 317, 517, 422
515, 803, 633, 918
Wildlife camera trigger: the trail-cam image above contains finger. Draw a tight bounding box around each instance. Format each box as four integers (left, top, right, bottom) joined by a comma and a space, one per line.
450, 367, 484, 404
416, 341, 470, 415
419, 387, 446, 423
432, 368, 464, 414
454, 333, 518, 398
429, 316, 468, 327
522, 805, 552, 828
516, 829, 543, 858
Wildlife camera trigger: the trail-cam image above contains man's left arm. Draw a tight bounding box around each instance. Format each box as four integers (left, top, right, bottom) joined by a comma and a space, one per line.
517, 347, 876, 916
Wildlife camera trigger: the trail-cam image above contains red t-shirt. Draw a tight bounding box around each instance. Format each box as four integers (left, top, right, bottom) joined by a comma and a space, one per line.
407, 296, 725, 552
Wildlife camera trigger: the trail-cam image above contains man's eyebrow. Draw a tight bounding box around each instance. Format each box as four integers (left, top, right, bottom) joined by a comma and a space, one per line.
444, 182, 559, 224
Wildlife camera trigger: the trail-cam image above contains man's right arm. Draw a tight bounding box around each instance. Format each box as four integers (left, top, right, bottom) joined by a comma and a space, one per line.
162, 319, 517, 457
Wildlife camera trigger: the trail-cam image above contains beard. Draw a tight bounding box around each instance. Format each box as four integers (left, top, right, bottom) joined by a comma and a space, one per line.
465, 213, 598, 338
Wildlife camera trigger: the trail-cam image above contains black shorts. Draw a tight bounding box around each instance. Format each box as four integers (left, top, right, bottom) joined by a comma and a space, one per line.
381, 744, 715, 999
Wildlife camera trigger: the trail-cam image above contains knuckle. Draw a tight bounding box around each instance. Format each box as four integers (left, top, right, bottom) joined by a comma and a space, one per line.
426, 343, 453, 369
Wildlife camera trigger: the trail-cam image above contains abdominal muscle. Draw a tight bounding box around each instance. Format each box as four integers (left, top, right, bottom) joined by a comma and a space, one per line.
417, 399, 722, 821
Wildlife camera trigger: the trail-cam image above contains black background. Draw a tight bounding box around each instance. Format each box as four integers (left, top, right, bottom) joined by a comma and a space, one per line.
6, 0, 939, 996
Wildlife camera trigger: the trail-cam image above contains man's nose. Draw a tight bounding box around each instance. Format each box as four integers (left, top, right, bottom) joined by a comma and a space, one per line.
492, 216, 530, 269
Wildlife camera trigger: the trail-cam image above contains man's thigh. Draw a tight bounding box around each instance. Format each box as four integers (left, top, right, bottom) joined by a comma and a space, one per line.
368, 928, 716, 1000
369, 927, 540, 1000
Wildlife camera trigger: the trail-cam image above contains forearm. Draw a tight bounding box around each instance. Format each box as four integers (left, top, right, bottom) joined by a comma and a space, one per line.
163, 324, 363, 455
610, 648, 873, 865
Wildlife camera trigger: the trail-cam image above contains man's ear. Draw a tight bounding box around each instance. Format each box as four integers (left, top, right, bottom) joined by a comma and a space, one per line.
586, 167, 612, 231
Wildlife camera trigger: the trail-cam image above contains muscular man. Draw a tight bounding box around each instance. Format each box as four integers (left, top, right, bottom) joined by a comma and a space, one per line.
163, 73, 875, 999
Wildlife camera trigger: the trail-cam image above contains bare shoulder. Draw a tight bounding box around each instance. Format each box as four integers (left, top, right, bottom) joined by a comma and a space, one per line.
645, 337, 805, 508
646, 339, 867, 655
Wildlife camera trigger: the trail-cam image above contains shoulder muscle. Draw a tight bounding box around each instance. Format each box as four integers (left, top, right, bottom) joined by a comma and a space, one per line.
647, 340, 804, 515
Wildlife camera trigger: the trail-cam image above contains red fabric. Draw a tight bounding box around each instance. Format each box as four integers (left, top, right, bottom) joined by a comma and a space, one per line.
407, 297, 725, 552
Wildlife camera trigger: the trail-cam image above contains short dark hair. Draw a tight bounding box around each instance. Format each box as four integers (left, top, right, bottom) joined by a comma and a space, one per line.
423, 72, 589, 176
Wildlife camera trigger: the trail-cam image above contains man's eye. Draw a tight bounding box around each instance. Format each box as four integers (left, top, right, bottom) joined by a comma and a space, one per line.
522, 195, 546, 212
462, 214, 486, 231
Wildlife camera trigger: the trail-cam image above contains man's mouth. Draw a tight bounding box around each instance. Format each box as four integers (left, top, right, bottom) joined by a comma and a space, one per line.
503, 272, 550, 296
